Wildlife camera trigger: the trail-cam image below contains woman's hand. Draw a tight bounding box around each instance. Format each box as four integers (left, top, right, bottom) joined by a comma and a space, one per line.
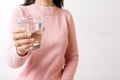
12, 28, 35, 56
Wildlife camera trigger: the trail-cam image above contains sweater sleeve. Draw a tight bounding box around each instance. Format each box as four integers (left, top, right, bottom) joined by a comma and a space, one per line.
61, 11, 79, 80
5, 6, 29, 68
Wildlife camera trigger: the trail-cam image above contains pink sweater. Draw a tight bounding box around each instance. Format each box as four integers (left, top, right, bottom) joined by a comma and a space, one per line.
6, 4, 79, 80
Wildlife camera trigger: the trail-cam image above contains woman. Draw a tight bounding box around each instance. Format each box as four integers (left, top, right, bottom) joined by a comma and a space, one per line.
6, 0, 79, 80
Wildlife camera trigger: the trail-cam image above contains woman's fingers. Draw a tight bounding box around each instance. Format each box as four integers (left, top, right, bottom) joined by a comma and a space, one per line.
14, 38, 35, 47
13, 32, 31, 40
12, 28, 26, 33
12, 28, 32, 40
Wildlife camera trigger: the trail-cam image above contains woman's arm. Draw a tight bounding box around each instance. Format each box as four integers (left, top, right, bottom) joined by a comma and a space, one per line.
6, 7, 29, 68
6, 45, 29, 68
61, 11, 79, 80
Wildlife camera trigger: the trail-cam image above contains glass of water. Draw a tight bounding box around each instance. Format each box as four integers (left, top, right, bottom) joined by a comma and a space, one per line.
16, 16, 43, 49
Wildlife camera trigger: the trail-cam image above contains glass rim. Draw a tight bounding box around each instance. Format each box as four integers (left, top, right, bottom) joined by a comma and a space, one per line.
16, 15, 43, 23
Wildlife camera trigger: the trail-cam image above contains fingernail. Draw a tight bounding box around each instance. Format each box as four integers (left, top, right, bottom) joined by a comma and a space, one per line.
26, 33, 31, 37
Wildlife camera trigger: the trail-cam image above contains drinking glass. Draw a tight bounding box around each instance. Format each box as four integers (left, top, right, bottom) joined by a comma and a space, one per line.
16, 16, 43, 49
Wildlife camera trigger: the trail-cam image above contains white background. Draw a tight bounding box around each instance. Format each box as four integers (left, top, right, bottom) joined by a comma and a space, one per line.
0, 0, 120, 80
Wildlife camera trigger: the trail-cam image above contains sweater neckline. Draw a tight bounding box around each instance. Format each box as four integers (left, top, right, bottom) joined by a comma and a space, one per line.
32, 3, 54, 9
30, 4, 59, 16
